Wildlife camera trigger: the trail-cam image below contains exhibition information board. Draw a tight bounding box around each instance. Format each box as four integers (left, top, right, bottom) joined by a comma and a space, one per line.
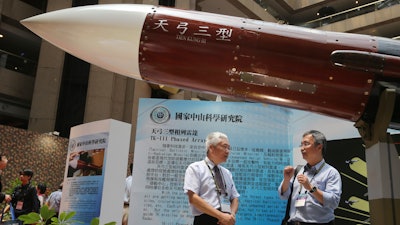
131, 99, 292, 225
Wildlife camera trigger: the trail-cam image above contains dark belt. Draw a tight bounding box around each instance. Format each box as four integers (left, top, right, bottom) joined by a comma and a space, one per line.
288, 221, 334, 225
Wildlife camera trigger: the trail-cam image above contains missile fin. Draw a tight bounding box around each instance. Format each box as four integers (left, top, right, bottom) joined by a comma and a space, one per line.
331, 50, 400, 78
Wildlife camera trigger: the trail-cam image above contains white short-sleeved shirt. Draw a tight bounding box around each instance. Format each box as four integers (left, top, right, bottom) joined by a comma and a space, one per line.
183, 157, 240, 216
124, 175, 132, 204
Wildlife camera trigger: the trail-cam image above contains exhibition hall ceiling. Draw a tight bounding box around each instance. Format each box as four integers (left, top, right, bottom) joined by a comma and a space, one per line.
261, 0, 378, 22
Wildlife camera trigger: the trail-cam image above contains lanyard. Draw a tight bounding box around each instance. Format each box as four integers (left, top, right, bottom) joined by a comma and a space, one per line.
298, 162, 325, 194
204, 160, 226, 196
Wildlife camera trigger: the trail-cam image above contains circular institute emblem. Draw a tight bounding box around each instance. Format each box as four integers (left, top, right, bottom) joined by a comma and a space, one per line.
150, 106, 170, 124
69, 140, 76, 151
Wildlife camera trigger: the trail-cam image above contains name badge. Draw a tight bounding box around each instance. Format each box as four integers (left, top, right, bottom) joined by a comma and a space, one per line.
16, 201, 24, 210
220, 195, 231, 213
295, 193, 307, 207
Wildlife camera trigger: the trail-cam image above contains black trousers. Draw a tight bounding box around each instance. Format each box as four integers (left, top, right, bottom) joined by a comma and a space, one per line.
193, 213, 218, 225
287, 221, 335, 225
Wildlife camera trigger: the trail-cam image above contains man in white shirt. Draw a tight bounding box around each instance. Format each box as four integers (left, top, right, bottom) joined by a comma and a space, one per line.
184, 132, 240, 225
45, 183, 63, 217
122, 163, 133, 225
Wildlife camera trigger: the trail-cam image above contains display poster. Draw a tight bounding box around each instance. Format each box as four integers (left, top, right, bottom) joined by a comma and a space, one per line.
62, 132, 108, 223
61, 119, 131, 225
131, 98, 292, 225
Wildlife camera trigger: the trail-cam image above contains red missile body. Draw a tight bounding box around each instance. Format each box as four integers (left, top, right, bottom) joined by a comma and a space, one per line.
20, 4, 400, 127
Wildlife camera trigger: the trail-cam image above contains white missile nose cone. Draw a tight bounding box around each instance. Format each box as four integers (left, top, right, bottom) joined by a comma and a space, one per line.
20, 4, 154, 80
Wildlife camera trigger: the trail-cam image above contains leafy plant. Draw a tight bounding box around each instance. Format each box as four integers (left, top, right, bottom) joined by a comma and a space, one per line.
18, 205, 79, 225
17, 205, 115, 225
90, 217, 116, 225
5, 178, 22, 195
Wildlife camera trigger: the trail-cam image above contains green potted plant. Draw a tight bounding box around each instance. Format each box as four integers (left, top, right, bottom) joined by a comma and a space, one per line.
17, 205, 115, 225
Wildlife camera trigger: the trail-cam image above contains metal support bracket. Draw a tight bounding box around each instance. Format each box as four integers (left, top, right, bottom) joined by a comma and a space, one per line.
354, 88, 396, 148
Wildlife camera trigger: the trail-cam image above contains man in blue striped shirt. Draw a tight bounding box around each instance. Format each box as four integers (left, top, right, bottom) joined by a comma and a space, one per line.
278, 130, 342, 225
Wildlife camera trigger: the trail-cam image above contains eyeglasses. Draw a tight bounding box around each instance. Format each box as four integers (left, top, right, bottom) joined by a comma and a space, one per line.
217, 144, 230, 151
299, 142, 313, 147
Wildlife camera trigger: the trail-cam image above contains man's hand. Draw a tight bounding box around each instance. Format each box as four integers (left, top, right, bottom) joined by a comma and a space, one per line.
283, 166, 295, 181
297, 174, 312, 190
4, 194, 11, 203
218, 213, 236, 225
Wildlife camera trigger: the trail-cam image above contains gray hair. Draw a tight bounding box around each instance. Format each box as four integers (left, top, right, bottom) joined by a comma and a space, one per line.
206, 132, 228, 152
303, 130, 327, 156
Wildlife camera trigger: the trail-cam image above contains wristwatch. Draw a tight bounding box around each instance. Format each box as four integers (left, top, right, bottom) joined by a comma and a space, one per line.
309, 186, 317, 193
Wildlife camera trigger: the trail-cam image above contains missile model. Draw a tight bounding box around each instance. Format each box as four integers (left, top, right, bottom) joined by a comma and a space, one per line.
20, 4, 400, 129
